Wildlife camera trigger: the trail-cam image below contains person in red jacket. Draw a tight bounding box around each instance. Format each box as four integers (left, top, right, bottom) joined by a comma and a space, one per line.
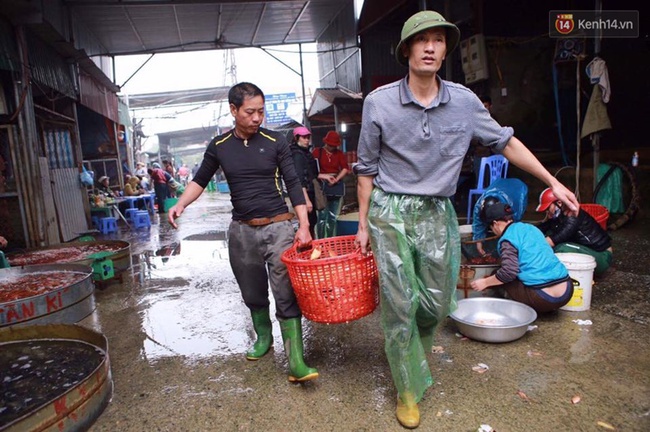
148, 163, 169, 213
312, 130, 349, 238
162, 159, 175, 179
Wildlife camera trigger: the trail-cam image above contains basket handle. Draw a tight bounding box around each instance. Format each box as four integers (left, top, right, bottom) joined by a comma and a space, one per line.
293, 240, 314, 253
353, 244, 375, 260
290, 239, 372, 259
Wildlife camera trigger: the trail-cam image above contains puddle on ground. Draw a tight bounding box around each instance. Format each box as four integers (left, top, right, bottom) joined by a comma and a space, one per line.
139, 287, 250, 361
127, 231, 255, 362
132, 233, 230, 282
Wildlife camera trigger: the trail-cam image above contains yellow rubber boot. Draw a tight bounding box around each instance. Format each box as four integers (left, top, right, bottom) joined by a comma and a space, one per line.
396, 393, 420, 429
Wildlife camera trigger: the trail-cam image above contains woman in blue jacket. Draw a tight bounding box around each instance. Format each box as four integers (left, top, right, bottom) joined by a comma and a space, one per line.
471, 202, 573, 313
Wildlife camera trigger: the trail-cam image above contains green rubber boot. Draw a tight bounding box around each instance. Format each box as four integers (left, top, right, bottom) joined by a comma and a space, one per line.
245, 308, 273, 361
279, 318, 319, 382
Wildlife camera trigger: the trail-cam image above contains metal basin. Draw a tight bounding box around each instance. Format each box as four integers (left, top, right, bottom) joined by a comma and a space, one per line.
0, 324, 112, 431
6, 241, 131, 277
450, 298, 537, 343
0, 264, 95, 328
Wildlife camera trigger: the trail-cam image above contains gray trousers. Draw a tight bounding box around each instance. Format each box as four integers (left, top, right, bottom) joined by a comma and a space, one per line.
227, 219, 301, 319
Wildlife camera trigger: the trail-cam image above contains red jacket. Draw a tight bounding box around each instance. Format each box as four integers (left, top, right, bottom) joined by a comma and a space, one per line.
150, 168, 167, 184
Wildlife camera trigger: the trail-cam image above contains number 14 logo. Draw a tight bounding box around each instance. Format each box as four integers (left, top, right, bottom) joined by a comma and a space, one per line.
555, 14, 575, 34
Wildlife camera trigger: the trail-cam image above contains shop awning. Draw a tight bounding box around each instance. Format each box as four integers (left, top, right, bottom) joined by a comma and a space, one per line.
307, 87, 363, 124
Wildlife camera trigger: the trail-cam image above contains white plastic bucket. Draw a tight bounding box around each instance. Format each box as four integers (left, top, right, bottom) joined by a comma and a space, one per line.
556, 253, 597, 311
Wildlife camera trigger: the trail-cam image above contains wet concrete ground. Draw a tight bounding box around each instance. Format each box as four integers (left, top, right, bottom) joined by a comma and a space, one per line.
82, 191, 650, 432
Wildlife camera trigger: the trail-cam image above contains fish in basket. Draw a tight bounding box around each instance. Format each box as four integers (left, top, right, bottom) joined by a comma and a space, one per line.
281, 235, 379, 324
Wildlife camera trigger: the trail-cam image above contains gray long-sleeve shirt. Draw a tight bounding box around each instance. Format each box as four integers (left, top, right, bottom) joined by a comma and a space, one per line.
355, 76, 514, 197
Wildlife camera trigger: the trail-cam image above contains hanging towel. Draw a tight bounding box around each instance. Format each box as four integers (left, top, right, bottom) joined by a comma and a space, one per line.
585, 57, 610, 103
581, 85, 611, 138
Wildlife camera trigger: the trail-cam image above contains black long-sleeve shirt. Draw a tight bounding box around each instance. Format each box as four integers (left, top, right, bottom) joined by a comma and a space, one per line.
290, 143, 319, 192
193, 128, 306, 220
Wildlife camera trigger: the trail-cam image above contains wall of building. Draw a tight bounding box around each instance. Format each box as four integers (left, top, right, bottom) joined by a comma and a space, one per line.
317, 0, 361, 92
0, 2, 123, 246
357, 0, 649, 160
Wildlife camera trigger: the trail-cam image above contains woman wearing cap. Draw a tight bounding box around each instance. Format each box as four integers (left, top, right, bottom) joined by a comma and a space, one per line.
354, 9, 579, 428
134, 161, 148, 178
290, 126, 319, 237
471, 202, 573, 313
96, 175, 116, 198
312, 130, 349, 238
536, 188, 612, 276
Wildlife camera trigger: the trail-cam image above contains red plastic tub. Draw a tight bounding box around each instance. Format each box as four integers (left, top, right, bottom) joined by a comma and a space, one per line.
581, 203, 609, 230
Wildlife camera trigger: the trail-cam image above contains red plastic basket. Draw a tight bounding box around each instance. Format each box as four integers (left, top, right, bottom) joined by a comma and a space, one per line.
581, 203, 609, 230
281, 235, 379, 324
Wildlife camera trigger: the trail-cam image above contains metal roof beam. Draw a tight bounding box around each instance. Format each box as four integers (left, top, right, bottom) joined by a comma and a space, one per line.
283, 1, 309, 44
173, 4, 184, 48
122, 6, 147, 50
251, 3, 267, 46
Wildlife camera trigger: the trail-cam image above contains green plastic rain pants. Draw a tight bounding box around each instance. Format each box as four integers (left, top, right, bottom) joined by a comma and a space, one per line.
368, 189, 460, 403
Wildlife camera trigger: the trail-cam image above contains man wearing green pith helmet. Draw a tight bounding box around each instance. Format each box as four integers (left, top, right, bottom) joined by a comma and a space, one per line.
355, 10, 579, 429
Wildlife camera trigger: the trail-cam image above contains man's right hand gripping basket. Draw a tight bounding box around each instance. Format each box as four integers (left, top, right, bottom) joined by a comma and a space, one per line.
281, 235, 379, 324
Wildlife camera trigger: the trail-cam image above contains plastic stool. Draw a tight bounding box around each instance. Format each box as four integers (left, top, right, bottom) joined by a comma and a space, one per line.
99, 217, 118, 234
91, 215, 101, 229
88, 252, 115, 281
125, 208, 139, 221
132, 211, 151, 229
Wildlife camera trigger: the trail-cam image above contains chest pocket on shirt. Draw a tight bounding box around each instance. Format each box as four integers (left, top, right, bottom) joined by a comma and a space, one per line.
439, 125, 469, 157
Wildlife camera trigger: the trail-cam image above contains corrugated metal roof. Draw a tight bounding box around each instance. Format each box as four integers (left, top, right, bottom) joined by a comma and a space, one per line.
307, 87, 361, 117
64, 0, 351, 56
125, 87, 231, 109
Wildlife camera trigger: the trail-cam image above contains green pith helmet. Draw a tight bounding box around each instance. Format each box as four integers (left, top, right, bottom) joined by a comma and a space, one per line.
395, 10, 461, 66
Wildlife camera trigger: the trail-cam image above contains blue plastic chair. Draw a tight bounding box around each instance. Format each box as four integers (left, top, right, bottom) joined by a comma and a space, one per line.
466, 155, 509, 223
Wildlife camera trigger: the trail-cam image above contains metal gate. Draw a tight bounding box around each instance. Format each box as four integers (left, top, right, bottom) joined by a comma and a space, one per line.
43, 128, 88, 241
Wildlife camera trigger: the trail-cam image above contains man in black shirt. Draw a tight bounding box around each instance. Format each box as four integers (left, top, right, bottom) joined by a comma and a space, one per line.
168, 82, 318, 382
